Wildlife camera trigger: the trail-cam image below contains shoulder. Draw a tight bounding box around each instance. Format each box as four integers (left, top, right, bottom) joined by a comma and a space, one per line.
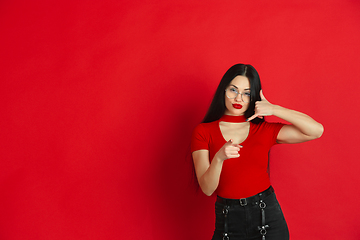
193, 121, 218, 133
250, 121, 286, 145
191, 121, 218, 152
261, 120, 284, 126
251, 121, 286, 134
191, 120, 219, 141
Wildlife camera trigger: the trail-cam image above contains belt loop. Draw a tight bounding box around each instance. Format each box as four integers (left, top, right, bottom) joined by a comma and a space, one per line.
239, 198, 247, 206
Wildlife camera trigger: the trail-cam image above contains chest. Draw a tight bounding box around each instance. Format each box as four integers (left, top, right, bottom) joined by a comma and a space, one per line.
219, 122, 250, 145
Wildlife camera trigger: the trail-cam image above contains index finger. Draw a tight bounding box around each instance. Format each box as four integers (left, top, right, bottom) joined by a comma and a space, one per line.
230, 144, 243, 149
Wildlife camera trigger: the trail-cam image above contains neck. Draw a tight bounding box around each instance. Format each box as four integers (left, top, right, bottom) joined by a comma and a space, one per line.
219, 114, 247, 123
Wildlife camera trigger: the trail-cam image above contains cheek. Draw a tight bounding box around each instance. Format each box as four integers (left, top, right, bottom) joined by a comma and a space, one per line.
225, 98, 233, 108
242, 102, 250, 110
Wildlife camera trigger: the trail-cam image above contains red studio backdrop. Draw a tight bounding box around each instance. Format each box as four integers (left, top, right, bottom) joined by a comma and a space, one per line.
1, 0, 360, 239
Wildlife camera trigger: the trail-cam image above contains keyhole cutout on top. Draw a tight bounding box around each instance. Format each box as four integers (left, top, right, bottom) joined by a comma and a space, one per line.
219, 121, 250, 145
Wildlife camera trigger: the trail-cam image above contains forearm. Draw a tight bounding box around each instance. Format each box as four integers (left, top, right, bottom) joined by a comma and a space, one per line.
272, 105, 324, 138
198, 155, 223, 196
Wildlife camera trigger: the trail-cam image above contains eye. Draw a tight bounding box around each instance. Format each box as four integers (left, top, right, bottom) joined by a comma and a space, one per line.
229, 87, 238, 93
244, 92, 251, 97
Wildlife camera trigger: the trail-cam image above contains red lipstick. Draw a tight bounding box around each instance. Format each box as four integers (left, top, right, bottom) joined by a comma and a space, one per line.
232, 104, 243, 109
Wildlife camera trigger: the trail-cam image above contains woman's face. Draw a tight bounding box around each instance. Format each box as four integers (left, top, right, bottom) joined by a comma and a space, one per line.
224, 75, 251, 116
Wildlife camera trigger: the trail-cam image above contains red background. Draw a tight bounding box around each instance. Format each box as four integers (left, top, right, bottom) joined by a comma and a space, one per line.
1, 0, 360, 239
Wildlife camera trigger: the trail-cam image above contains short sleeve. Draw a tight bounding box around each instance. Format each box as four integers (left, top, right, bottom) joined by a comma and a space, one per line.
191, 124, 210, 152
266, 122, 286, 145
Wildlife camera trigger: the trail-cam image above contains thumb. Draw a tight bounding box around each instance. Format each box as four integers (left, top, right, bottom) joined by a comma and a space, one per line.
260, 90, 267, 101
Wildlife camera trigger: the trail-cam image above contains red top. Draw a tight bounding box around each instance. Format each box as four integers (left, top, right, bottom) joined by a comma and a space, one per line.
191, 116, 285, 199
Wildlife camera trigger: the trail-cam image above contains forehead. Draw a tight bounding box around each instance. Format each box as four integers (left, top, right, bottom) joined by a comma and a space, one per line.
229, 75, 250, 89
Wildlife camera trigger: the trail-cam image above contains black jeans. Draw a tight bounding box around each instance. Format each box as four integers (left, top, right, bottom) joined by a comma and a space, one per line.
212, 190, 289, 240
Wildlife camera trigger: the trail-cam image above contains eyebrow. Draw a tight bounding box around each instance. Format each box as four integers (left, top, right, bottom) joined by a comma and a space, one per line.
230, 84, 251, 91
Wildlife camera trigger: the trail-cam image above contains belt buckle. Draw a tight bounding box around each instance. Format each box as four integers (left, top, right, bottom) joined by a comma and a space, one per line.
239, 198, 247, 206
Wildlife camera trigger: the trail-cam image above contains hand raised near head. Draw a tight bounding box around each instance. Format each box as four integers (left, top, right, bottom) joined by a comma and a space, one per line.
247, 90, 274, 122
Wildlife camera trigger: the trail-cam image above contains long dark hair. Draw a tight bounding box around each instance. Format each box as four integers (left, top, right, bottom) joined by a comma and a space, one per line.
202, 64, 264, 124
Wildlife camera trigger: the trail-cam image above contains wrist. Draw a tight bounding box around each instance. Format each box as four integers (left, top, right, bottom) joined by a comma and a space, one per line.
213, 153, 225, 164
271, 104, 282, 116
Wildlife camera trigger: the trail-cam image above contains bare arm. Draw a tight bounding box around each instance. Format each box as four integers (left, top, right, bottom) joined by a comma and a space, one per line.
192, 140, 242, 196
247, 90, 324, 144
273, 105, 323, 143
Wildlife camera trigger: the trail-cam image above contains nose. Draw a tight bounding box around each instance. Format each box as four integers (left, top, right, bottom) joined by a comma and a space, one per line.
235, 92, 243, 102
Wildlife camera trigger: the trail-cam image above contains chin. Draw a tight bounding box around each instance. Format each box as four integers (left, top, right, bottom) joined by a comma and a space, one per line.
225, 110, 246, 116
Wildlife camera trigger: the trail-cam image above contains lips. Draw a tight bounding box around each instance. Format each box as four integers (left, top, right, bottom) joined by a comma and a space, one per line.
232, 104, 243, 109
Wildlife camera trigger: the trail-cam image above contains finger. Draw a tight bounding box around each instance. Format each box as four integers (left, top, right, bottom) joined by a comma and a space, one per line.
227, 146, 240, 152
246, 114, 258, 122
224, 139, 233, 146
260, 90, 267, 101
234, 145, 243, 150
226, 146, 242, 153
227, 152, 240, 158
233, 147, 241, 152
230, 144, 243, 148
228, 151, 240, 156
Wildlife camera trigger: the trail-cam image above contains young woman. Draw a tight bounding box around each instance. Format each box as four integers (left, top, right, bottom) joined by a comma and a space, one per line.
191, 64, 324, 240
